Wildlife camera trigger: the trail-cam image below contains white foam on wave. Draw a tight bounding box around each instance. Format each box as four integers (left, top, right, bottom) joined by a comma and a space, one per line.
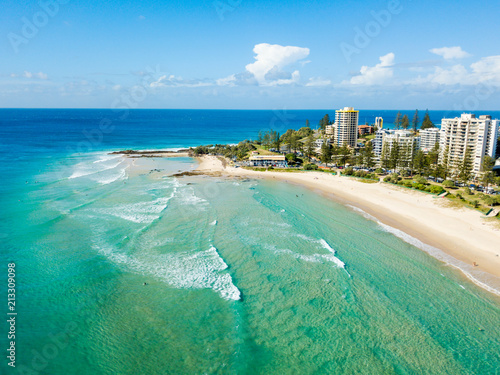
291, 235, 349, 275
277, 222, 292, 228
95, 243, 241, 301
97, 193, 176, 224
93, 154, 122, 164
176, 187, 208, 207
346, 204, 500, 297
69, 159, 125, 179
210, 220, 217, 226
145, 178, 181, 192
318, 239, 347, 269
267, 240, 349, 276
94, 165, 129, 185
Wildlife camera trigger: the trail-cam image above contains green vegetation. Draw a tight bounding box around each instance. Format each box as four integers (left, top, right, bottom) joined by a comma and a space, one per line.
303, 163, 318, 170
286, 153, 303, 166
412, 109, 419, 133
320, 142, 332, 166
401, 114, 410, 129
445, 190, 500, 213
382, 174, 445, 195
191, 114, 500, 209
456, 147, 473, 184
304, 135, 315, 160
394, 111, 402, 130
442, 180, 454, 188
318, 114, 332, 130
190, 141, 256, 160
421, 110, 435, 129
481, 155, 496, 190
258, 130, 280, 150
343, 167, 378, 181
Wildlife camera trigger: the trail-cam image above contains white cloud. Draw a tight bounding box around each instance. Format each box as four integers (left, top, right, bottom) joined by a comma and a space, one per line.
216, 75, 236, 87
245, 43, 310, 85
305, 77, 332, 87
216, 71, 257, 86
409, 55, 500, 86
471, 55, 500, 84
430, 46, 471, 60
347, 53, 395, 85
267, 70, 301, 86
411, 64, 470, 86
22, 71, 48, 80
150, 75, 212, 88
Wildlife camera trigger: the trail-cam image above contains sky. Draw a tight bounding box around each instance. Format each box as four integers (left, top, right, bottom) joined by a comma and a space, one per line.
1, 0, 500, 110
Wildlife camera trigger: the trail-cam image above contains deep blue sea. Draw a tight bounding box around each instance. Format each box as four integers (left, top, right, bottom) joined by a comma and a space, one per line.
1, 109, 499, 374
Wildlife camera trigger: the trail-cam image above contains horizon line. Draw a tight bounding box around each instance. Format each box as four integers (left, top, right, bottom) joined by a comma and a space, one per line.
1, 107, 499, 112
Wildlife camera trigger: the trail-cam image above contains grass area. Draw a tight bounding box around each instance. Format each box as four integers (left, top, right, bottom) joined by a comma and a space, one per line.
436, 197, 467, 210
441, 191, 497, 214
251, 144, 280, 156
483, 217, 500, 229
342, 174, 379, 182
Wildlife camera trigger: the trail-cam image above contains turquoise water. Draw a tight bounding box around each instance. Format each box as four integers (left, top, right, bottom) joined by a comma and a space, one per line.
1, 110, 500, 374
2, 152, 499, 374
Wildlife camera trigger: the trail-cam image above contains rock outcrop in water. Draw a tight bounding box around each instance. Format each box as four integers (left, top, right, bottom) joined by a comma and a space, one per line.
110, 149, 191, 157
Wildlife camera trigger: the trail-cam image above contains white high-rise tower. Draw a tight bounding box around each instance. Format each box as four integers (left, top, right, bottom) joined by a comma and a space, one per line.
334, 107, 359, 147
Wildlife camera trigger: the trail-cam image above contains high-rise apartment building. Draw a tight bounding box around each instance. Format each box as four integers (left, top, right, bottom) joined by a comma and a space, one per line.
334, 107, 358, 147
439, 114, 499, 176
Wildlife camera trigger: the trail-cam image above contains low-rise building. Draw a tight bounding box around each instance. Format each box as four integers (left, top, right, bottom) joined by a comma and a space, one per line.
314, 138, 331, 153
248, 155, 288, 168
325, 125, 334, 138
358, 125, 374, 136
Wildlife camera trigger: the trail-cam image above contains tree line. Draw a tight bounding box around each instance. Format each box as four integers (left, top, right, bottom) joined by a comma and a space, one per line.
393, 109, 435, 131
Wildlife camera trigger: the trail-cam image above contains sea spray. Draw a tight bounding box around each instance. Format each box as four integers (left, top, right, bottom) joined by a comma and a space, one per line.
93, 241, 241, 301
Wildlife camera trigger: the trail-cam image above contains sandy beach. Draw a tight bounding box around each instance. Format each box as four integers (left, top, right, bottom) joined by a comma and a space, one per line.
197, 155, 500, 294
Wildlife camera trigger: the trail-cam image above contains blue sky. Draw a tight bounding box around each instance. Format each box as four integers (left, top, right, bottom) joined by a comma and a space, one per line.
1, 0, 500, 109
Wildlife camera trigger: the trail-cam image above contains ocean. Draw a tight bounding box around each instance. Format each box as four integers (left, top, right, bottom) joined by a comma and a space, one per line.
1, 109, 499, 374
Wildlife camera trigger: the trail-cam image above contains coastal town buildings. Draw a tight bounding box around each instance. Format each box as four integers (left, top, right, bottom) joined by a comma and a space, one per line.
334, 107, 358, 148
439, 114, 499, 176
314, 138, 331, 153
249, 155, 287, 168
373, 129, 393, 156
380, 130, 419, 168
358, 125, 374, 136
419, 128, 440, 153
325, 124, 334, 138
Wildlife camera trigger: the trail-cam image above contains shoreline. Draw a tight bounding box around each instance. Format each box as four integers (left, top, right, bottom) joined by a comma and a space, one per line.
196, 155, 500, 296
